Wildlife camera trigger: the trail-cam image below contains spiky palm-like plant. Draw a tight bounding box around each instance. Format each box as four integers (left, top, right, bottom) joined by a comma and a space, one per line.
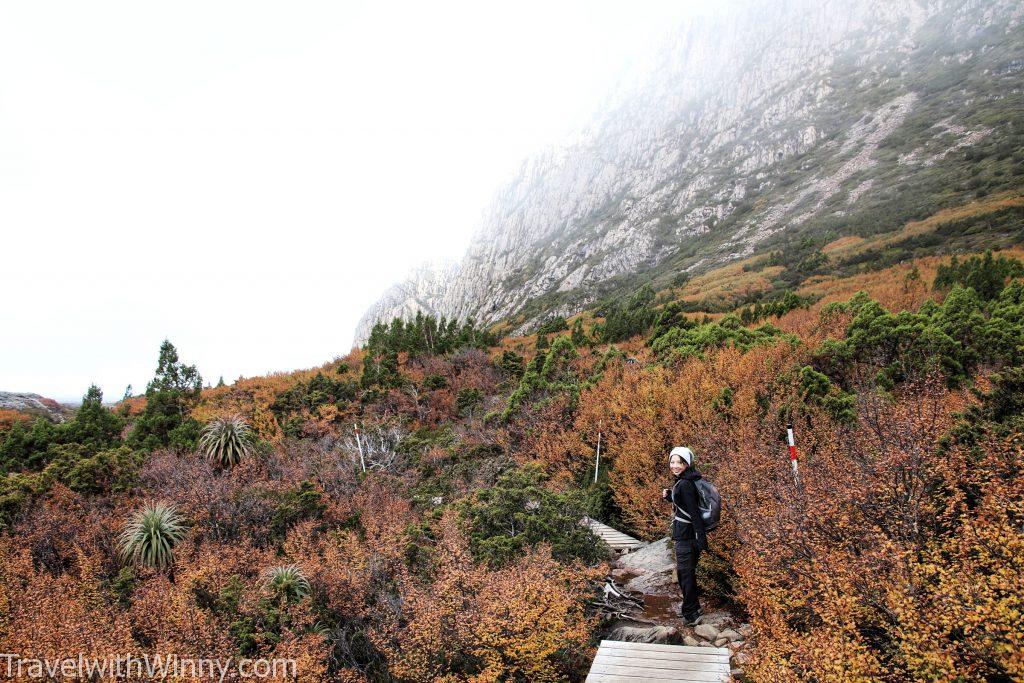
118, 501, 187, 570
263, 564, 311, 604
200, 415, 256, 468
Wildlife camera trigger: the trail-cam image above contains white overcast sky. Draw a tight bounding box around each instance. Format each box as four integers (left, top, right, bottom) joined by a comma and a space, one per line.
0, 1, 699, 403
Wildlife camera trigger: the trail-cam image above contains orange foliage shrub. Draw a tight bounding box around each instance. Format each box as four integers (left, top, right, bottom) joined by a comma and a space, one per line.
729, 378, 1024, 681
571, 343, 803, 540
0, 409, 32, 434
379, 515, 598, 682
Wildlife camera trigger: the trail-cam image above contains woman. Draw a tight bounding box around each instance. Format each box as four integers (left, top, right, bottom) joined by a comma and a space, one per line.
661, 446, 708, 624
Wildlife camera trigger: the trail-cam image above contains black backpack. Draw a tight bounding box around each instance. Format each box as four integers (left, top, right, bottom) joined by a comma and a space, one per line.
673, 477, 722, 532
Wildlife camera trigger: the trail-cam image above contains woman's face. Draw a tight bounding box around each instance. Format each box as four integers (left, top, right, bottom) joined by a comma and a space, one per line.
669, 455, 686, 476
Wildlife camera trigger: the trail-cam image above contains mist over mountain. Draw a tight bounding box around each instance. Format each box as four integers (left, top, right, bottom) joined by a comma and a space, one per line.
357, 0, 1024, 342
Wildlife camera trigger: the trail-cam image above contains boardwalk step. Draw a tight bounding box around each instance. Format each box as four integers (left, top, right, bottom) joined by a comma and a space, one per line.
581, 517, 644, 550
588, 640, 731, 683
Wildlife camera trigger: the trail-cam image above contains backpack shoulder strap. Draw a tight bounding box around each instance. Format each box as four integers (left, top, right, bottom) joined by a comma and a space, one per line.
672, 479, 692, 522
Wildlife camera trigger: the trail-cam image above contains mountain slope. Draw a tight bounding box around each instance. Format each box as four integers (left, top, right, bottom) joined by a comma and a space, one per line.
357, 0, 1024, 342
0, 391, 72, 423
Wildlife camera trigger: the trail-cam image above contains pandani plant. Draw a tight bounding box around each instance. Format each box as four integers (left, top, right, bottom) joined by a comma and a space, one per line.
199, 414, 257, 468
117, 501, 187, 570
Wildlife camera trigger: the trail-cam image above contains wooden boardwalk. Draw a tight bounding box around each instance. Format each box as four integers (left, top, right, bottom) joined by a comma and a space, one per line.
582, 517, 644, 552
586, 640, 731, 682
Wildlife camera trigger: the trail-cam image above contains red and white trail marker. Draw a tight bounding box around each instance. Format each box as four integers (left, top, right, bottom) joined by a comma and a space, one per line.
787, 422, 799, 483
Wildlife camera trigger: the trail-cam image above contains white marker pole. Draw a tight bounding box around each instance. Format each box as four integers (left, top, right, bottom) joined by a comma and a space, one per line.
787, 422, 799, 484
355, 423, 366, 473
594, 430, 603, 484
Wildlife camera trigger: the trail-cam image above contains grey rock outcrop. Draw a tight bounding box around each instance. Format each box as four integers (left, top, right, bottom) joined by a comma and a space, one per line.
0, 392, 72, 422
357, 0, 1024, 343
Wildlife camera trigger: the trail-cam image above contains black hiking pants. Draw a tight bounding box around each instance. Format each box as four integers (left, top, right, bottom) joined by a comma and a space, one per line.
674, 538, 701, 619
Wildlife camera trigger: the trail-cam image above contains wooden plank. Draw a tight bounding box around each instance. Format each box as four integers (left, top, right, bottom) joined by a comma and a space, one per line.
586, 676, 722, 683
589, 663, 727, 682
586, 676, 716, 683
597, 648, 729, 665
598, 651, 733, 663
599, 641, 731, 657
581, 517, 642, 548
594, 654, 729, 673
598, 651, 733, 667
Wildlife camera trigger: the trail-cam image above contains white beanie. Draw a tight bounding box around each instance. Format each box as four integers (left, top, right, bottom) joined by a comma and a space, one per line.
668, 446, 693, 466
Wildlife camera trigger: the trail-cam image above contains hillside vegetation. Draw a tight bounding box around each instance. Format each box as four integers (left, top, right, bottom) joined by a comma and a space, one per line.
2, 197, 1023, 681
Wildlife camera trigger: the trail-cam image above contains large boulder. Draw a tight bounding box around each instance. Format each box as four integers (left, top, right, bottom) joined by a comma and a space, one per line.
616, 538, 676, 593
617, 538, 674, 574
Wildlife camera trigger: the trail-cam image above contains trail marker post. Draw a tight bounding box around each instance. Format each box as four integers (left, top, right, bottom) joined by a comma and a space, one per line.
594, 428, 603, 484
354, 423, 366, 473
787, 422, 799, 484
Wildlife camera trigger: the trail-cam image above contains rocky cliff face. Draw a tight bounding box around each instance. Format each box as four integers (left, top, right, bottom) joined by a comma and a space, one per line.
356, 0, 1024, 343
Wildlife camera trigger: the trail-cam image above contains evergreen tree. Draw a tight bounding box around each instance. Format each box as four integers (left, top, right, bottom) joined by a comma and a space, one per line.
66, 385, 123, 452
570, 318, 588, 347
129, 340, 203, 451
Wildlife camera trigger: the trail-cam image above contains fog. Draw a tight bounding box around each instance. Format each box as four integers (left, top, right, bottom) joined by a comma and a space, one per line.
0, 0, 704, 403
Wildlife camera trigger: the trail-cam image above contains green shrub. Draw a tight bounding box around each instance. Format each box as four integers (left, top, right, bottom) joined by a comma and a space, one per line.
1, 385, 124, 473
814, 280, 1024, 389
497, 350, 525, 381
455, 388, 484, 418
42, 444, 142, 495
459, 464, 604, 567
934, 250, 1024, 300
594, 285, 658, 343
798, 366, 857, 424
269, 481, 326, 543
536, 315, 569, 335
650, 315, 794, 362
423, 374, 448, 390
271, 373, 358, 422
502, 337, 580, 419
0, 472, 45, 531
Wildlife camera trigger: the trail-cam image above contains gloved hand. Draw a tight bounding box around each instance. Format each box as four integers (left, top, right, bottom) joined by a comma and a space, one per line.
662, 488, 671, 501
696, 534, 709, 552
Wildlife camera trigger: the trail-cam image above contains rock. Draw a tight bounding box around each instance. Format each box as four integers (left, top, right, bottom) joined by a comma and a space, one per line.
738, 623, 752, 638
610, 568, 629, 579
618, 538, 677, 592
683, 635, 700, 647
734, 651, 751, 666
608, 625, 679, 644
714, 637, 729, 647
0, 392, 72, 422
697, 610, 734, 630
616, 538, 674, 574
731, 667, 746, 680
624, 568, 674, 593
694, 624, 719, 641
720, 628, 743, 642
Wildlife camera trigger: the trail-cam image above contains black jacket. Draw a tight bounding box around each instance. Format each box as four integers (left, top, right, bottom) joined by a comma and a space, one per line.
663, 468, 708, 548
